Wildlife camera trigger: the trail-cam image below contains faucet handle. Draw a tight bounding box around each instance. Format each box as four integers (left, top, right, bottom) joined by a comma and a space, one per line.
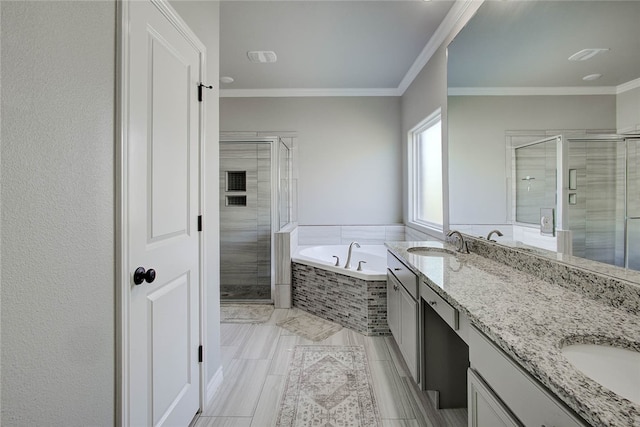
357, 261, 367, 271
332, 255, 340, 267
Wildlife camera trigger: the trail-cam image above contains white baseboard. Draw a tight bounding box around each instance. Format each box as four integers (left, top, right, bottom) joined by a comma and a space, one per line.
206, 366, 224, 406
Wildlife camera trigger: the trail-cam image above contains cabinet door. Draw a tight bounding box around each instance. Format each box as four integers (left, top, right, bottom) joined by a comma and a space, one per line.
387, 272, 400, 340
399, 284, 418, 381
468, 369, 522, 427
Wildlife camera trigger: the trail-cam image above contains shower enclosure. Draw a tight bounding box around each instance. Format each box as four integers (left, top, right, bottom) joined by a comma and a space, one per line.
512, 133, 640, 270
219, 137, 294, 300
567, 136, 640, 269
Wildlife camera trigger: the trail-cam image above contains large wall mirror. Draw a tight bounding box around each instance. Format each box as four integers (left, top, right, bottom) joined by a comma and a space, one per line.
447, 1, 640, 273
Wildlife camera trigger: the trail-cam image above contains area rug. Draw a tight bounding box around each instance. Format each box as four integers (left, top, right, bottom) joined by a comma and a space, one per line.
276, 345, 381, 427
220, 304, 274, 323
277, 312, 343, 342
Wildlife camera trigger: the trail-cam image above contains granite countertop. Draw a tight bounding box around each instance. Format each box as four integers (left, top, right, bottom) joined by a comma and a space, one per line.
385, 241, 640, 427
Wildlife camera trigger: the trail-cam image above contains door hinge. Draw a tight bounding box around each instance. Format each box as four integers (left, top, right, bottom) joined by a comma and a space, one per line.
198, 83, 213, 102
198, 345, 203, 363
197, 215, 202, 232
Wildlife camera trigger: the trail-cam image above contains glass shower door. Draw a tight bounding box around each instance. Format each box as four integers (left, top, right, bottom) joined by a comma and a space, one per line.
627, 139, 640, 270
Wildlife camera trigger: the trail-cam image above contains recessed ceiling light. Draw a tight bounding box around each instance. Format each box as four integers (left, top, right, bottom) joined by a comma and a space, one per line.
582, 74, 602, 81
568, 48, 609, 61
220, 76, 234, 84
247, 51, 277, 63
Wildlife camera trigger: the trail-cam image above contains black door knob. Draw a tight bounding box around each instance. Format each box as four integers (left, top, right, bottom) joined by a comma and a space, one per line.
134, 267, 157, 285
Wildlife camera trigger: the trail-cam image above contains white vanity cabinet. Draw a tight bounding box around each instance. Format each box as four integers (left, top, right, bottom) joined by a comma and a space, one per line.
387, 251, 419, 382
469, 327, 587, 427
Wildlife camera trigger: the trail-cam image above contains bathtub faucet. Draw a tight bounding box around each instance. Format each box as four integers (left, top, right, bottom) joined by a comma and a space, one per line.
344, 241, 361, 269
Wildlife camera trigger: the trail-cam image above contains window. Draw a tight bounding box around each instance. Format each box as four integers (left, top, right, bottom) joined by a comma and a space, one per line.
408, 109, 444, 235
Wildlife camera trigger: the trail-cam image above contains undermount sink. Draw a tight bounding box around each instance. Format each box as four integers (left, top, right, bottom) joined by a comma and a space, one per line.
406, 247, 457, 257
561, 343, 640, 404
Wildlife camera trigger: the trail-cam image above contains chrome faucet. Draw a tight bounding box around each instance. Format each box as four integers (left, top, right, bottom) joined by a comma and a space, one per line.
447, 230, 469, 253
486, 229, 503, 242
344, 241, 361, 269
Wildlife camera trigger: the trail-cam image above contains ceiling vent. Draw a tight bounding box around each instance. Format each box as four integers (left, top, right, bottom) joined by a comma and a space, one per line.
568, 48, 609, 61
247, 51, 277, 63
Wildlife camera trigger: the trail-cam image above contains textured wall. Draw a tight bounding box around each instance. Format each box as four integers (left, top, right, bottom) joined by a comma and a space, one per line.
1, 1, 116, 424
220, 97, 402, 225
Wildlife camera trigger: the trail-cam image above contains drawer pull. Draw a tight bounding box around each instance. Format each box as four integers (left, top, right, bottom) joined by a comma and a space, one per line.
429, 300, 437, 306
394, 267, 402, 271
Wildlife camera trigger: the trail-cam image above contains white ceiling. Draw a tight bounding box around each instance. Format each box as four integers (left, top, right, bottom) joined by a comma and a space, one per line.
219, 0, 456, 96
448, 1, 640, 93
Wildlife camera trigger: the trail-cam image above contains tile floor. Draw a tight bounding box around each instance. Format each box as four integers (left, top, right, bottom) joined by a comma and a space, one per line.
198, 307, 467, 427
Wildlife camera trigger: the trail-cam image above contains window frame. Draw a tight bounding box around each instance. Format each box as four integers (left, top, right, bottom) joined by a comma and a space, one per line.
407, 108, 447, 238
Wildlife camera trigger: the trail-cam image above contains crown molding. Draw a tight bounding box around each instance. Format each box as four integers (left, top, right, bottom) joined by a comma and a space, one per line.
397, 0, 478, 95
219, 87, 401, 98
617, 77, 640, 95
448, 86, 618, 96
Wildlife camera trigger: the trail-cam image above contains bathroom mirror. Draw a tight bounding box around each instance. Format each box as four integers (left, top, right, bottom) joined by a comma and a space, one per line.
447, 0, 640, 274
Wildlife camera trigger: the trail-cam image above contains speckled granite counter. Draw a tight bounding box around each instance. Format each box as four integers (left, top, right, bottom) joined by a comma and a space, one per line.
385, 240, 640, 427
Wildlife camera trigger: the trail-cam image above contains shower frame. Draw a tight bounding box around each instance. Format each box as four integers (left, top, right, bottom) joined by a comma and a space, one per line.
219, 135, 294, 301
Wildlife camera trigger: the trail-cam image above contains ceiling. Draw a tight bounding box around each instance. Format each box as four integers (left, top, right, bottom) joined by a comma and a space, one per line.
448, 1, 640, 92
219, 0, 456, 96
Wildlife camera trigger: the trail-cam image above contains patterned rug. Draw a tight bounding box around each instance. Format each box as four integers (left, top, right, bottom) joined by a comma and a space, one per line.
276, 345, 381, 427
277, 312, 343, 342
220, 304, 274, 323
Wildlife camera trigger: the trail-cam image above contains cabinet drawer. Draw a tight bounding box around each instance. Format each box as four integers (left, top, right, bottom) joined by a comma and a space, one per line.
421, 282, 458, 330
470, 327, 587, 427
387, 251, 418, 299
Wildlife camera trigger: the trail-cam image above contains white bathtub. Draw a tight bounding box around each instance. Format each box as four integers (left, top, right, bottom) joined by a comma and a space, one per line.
292, 244, 387, 281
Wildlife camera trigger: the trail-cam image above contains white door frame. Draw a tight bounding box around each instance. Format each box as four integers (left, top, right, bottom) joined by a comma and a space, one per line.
116, 0, 208, 425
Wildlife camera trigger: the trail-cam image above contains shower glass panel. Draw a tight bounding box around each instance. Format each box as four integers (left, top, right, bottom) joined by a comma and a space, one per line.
515, 139, 556, 224
627, 139, 640, 269
278, 140, 291, 229
567, 138, 626, 267
220, 142, 272, 300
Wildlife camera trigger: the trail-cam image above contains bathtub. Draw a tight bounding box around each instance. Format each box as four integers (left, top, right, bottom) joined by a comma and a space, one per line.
292, 244, 387, 281
291, 244, 391, 336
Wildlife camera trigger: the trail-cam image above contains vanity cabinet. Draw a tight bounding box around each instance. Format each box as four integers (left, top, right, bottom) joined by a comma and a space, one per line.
468, 368, 521, 427
387, 251, 419, 382
469, 327, 587, 427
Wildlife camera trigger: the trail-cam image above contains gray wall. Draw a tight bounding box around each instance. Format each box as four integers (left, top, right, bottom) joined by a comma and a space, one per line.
220, 97, 402, 225
170, 0, 222, 396
447, 95, 617, 226
1, 1, 116, 424
399, 2, 482, 231
1, 1, 222, 423
617, 85, 640, 133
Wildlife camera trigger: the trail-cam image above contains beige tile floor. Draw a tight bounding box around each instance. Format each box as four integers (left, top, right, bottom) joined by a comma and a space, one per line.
198, 308, 466, 427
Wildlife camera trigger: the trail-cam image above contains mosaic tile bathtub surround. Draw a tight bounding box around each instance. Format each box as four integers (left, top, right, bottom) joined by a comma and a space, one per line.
291, 263, 390, 336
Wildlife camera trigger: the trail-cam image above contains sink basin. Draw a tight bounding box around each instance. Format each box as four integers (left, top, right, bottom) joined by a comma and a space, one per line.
561, 343, 640, 404
406, 247, 457, 257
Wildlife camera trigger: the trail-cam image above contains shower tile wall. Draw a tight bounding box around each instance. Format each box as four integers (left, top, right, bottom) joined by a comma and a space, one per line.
568, 140, 626, 266
220, 143, 271, 299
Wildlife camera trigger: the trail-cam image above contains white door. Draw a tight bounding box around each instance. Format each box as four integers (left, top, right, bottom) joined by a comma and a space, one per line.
126, 1, 203, 425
